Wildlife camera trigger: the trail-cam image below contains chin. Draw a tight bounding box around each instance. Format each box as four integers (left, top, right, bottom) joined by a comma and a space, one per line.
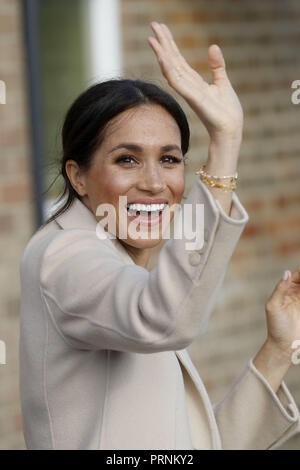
120, 236, 163, 250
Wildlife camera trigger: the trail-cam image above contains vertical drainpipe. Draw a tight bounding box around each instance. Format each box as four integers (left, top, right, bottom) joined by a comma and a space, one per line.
21, 0, 122, 226
22, 0, 44, 227
85, 0, 122, 83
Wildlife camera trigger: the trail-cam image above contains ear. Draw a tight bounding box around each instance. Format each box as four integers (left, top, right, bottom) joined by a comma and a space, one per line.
65, 160, 87, 197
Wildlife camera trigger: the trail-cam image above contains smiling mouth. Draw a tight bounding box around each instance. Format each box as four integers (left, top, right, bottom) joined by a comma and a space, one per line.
127, 208, 164, 216
126, 204, 168, 225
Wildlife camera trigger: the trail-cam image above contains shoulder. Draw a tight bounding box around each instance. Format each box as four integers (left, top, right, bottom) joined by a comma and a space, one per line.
21, 222, 119, 274
43, 228, 118, 263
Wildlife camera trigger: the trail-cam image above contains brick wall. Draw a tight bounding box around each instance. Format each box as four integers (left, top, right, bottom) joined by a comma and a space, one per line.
1, 0, 300, 450
0, 0, 33, 450
122, 0, 300, 449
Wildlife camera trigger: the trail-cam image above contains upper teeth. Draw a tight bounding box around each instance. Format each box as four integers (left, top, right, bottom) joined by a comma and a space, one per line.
127, 203, 167, 212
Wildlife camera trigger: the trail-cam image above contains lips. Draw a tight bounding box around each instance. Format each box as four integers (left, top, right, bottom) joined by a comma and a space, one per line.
126, 204, 168, 226
126, 198, 169, 205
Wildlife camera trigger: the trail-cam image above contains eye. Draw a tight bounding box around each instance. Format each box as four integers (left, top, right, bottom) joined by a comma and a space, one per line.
115, 154, 183, 166
115, 155, 137, 165
161, 155, 183, 164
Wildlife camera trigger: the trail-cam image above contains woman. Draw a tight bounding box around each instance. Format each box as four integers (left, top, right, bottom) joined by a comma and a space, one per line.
19, 22, 300, 450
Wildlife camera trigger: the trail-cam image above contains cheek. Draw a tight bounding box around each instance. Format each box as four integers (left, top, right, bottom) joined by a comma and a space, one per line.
89, 166, 133, 204
168, 171, 185, 201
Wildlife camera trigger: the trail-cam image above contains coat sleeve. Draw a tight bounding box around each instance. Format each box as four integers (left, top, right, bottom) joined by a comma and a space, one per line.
213, 357, 300, 449
38, 177, 249, 353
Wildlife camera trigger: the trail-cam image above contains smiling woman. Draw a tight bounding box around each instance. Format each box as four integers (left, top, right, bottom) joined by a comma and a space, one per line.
66, 103, 186, 264
19, 22, 300, 450
41, 79, 190, 267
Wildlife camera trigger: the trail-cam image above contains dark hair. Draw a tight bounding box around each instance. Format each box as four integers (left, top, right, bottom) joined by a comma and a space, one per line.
42, 78, 190, 227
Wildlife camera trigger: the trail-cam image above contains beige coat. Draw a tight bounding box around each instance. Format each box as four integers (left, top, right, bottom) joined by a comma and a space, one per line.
19, 177, 300, 450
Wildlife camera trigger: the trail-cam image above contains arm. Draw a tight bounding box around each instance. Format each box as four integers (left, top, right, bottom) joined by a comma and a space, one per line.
148, 23, 244, 216
252, 340, 292, 394
204, 137, 241, 216
213, 267, 300, 449
36, 23, 250, 354
213, 356, 300, 450
253, 268, 300, 392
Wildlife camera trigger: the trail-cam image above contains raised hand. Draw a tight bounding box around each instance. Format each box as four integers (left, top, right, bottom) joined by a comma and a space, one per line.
147, 22, 243, 143
252, 266, 300, 392
264, 267, 300, 361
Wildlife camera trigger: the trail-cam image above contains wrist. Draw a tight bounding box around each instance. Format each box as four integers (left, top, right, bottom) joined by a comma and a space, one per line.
207, 137, 241, 174
264, 337, 294, 366
252, 338, 292, 393
209, 128, 242, 149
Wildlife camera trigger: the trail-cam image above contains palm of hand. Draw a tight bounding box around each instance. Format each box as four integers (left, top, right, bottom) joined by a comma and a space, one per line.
265, 268, 300, 355
147, 22, 243, 139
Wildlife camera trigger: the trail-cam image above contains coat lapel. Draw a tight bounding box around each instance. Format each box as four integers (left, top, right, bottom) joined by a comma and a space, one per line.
175, 349, 222, 449
54, 197, 135, 266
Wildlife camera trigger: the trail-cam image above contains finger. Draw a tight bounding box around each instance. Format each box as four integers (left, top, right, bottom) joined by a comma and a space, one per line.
271, 269, 295, 298
150, 22, 170, 50
148, 25, 183, 79
208, 44, 229, 85
156, 23, 204, 85
151, 22, 187, 68
282, 270, 292, 281
148, 21, 206, 89
266, 272, 290, 309
277, 271, 291, 290
159, 23, 186, 64
266, 268, 300, 311
147, 36, 172, 76
147, 35, 164, 60
159, 23, 173, 41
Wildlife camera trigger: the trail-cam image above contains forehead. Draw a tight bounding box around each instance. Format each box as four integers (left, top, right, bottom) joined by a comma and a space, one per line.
101, 104, 181, 147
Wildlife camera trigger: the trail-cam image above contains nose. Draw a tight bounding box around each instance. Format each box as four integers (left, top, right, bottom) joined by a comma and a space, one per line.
136, 165, 166, 193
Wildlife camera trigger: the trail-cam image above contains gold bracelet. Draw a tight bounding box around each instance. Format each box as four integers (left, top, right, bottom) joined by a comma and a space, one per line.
195, 164, 238, 192
195, 165, 238, 181
199, 174, 236, 192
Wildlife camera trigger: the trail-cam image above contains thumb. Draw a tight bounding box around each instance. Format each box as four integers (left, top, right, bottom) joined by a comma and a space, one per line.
208, 44, 229, 85
273, 270, 292, 293
282, 270, 292, 282
267, 270, 291, 304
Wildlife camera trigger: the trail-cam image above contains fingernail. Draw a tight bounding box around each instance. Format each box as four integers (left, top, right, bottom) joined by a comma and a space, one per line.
282, 270, 290, 281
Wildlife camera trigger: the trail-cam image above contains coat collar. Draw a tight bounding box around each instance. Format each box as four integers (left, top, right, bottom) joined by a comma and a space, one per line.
54, 197, 135, 266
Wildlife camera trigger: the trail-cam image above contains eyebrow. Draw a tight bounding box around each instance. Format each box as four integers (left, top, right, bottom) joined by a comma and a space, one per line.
108, 143, 182, 154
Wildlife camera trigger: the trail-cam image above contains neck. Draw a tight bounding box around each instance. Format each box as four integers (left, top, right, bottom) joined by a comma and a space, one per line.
119, 241, 151, 270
